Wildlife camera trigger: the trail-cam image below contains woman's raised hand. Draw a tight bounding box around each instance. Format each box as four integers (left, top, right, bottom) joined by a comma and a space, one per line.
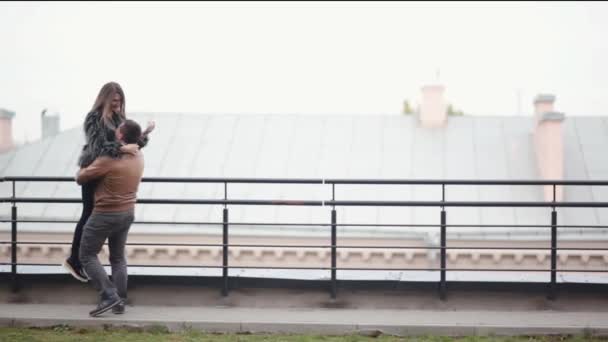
144, 120, 156, 135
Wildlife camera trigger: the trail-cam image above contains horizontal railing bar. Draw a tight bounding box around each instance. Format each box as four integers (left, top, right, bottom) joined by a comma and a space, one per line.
325, 268, 608, 272
2, 219, 608, 229
3, 219, 608, 230
1, 177, 325, 184
4, 197, 608, 208
0, 262, 223, 268
4, 176, 608, 186
3, 241, 608, 251
0, 263, 608, 273
0, 263, 329, 270
325, 179, 608, 186
5, 198, 325, 206
331, 200, 608, 208
236, 267, 570, 273
142, 178, 324, 184
0, 241, 220, 247
2, 263, 606, 273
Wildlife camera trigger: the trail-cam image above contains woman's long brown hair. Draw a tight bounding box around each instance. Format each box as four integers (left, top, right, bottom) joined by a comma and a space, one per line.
90, 82, 126, 128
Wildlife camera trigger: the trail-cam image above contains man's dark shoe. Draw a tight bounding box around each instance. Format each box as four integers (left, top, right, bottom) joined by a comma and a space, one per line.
89, 292, 122, 317
62, 258, 88, 283
112, 301, 125, 314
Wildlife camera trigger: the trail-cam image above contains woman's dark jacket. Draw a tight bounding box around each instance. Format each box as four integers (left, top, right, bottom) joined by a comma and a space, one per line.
77, 111, 148, 168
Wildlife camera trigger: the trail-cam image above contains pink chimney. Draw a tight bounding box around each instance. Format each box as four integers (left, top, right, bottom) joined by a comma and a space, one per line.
0, 108, 15, 153
419, 84, 447, 128
532, 94, 565, 202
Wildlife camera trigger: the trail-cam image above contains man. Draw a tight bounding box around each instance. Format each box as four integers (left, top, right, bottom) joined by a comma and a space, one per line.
76, 119, 145, 317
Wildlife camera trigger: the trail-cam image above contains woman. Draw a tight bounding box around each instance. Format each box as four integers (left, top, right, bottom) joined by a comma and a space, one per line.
63, 81, 155, 282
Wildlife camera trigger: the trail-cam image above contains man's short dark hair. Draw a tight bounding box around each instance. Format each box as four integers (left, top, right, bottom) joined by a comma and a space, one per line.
119, 119, 142, 144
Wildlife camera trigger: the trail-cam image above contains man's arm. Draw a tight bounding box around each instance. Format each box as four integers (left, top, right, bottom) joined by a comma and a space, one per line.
76, 156, 113, 185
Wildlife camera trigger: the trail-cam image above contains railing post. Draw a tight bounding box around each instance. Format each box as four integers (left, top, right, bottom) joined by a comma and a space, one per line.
548, 194, 558, 300
11, 180, 19, 293
439, 209, 447, 300
438, 184, 447, 300
330, 183, 337, 299
331, 208, 337, 299
11, 204, 18, 293
222, 207, 229, 296
222, 182, 229, 297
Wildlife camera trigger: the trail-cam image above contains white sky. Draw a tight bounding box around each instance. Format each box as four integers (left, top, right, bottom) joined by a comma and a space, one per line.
1, 1, 608, 143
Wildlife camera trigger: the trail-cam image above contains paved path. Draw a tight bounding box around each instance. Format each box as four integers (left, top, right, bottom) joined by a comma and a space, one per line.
2, 303, 608, 336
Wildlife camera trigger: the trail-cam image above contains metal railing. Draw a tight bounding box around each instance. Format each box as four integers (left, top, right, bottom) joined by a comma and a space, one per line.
2, 176, 608, 300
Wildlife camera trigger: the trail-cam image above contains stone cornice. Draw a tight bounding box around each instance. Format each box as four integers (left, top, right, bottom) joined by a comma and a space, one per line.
3, 232, 607, 271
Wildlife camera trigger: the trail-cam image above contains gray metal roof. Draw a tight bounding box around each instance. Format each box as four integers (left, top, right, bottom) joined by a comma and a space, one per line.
1, 113, 607, 239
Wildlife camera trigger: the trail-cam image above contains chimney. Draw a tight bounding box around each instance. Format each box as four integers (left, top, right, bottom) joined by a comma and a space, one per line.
532, 94, 565, 202
41, 109, 60, 139
533, 94, 555, 123
419, 84, 447, 127
0, 108, 15, 153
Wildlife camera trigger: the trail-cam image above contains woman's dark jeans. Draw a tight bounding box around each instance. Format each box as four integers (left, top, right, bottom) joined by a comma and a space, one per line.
69, 180, 98, 266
